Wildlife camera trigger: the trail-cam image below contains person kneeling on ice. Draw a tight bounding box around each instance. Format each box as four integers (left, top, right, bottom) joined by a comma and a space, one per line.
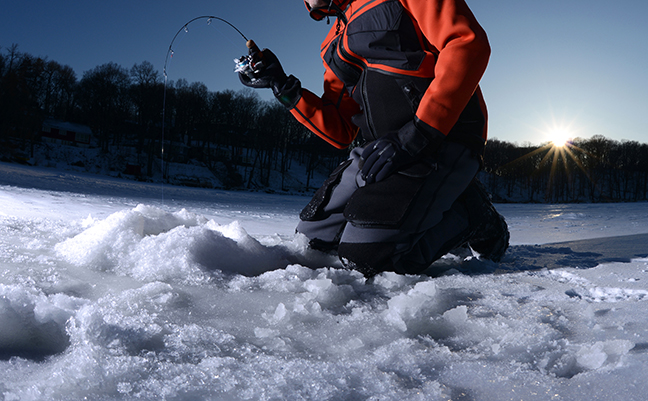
237, 0, 509, 277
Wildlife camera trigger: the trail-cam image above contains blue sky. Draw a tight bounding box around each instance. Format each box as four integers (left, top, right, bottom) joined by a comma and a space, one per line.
1, 0, 646, 145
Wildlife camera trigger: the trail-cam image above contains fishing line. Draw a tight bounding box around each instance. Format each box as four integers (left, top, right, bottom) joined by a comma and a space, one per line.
161, 16, 249, 185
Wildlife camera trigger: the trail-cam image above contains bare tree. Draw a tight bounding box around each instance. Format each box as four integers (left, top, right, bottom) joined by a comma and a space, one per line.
77, 62, 131, 151
130, 61, 162, 176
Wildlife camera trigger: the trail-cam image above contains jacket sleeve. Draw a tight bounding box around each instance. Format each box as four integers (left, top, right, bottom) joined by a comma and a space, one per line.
401, 0, 490, 136
288, 64, 361, 149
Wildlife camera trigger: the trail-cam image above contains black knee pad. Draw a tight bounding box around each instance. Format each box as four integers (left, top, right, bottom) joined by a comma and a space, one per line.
344, 161, 434, 229
338, 242, 396, 277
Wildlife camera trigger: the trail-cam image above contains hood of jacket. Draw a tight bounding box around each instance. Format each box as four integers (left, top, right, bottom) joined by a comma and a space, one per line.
305, 0, 352, 21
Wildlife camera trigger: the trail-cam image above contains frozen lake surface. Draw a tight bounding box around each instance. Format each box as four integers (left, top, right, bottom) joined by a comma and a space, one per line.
1, 162, 647, 400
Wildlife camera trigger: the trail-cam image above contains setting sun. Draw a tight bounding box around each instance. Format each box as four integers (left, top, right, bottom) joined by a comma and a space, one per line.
548, 128, 572, 148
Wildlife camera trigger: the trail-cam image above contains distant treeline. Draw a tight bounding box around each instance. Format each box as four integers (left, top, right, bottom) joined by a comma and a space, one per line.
2, 44, 647, 202
0, 44, 349, 189
483, 137, 648, 203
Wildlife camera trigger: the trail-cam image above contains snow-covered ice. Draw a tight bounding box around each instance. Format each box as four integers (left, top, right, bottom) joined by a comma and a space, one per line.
1, 162, 648, 400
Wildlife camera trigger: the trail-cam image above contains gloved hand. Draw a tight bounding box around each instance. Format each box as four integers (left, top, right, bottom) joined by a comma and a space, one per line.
360, 133, 410, 184
238, 49, 301, 108
360, 119, 445, 184
238, 48, 284, 90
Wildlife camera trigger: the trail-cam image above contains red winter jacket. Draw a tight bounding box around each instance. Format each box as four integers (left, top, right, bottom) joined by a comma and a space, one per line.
292, 0, 490, 151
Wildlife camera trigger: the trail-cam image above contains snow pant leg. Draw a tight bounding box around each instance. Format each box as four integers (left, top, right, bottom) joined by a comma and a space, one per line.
296, 147, 364, 250
337, 142, 480, 276
394, 198, 473, 275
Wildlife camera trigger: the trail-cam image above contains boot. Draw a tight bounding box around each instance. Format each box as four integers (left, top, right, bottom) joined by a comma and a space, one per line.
459, 179, 510, 262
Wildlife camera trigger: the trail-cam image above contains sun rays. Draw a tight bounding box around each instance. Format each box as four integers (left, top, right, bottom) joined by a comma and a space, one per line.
491, 120, 599, 201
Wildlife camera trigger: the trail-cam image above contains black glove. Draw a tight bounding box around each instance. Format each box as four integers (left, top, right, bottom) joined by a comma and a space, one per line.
238, 49, 301, 108
360, 119, 445, 184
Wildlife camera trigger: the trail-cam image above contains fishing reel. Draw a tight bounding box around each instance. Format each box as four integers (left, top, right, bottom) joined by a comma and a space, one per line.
234, 40, 264, 80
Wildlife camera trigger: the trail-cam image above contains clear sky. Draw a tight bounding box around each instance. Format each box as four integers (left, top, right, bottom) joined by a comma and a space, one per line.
1, 0, 646, 146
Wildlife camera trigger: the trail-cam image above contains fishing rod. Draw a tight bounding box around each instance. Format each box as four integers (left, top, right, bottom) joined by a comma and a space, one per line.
163, 15, 250, 80
161, 15, 260, 182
